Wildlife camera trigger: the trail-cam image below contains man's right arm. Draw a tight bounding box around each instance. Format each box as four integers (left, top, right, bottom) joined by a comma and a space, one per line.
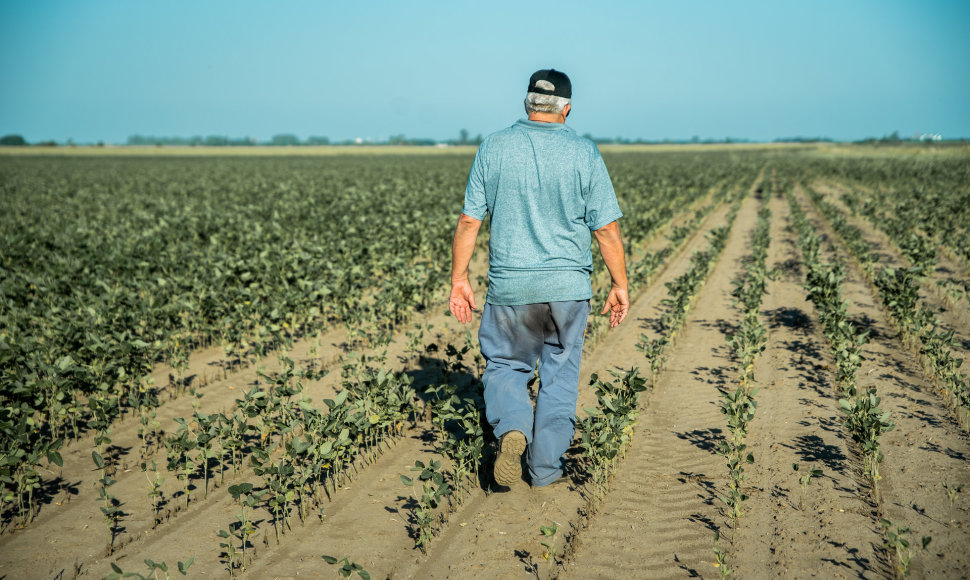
450, 212, 483, 324
593, 220, 629, 327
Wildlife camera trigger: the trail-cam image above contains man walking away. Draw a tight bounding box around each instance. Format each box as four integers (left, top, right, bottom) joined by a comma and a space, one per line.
449, 68, 629, 489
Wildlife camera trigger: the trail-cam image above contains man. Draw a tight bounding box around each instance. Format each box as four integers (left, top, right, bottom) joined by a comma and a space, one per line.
449, 68, 629, 489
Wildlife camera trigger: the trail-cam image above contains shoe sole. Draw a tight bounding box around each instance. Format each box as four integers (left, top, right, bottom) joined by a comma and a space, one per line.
494, 431, 527, 487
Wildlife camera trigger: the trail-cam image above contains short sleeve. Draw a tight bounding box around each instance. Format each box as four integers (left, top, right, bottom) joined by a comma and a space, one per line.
584, 148, 623, 230
461, 143, 488, 220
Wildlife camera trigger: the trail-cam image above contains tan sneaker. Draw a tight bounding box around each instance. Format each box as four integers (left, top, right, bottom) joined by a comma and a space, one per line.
493, 431, 527, 487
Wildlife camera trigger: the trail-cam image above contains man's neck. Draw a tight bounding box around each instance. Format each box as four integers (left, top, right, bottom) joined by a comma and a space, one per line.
527, 112, 566, 124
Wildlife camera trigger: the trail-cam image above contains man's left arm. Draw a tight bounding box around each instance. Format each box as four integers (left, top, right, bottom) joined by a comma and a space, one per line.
450, 212, 483, 324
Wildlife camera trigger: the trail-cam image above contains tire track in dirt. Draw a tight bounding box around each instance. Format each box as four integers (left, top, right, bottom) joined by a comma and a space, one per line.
794, 184, 970, 578
559, 194, 761, 579
732, 191, 883, 578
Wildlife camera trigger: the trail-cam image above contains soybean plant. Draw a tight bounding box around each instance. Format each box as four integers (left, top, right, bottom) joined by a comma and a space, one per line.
400, 460, 452, 553
218, 482, 263, 574
163, 417, 198, 509
93, 450, 122, 553
636, 336, 667, 384
712, 530, 732, 578
194, 412, 220, 498
250, 447, 296, 543
322, 555, 371, 579
106, 557, 194, 580
141, 460, 165, 528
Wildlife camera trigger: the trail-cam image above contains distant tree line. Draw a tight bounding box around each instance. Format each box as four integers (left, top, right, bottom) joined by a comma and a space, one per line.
582, 134, 756, 145
4, 131, 963, 148
127, 129, 483, 147
125, 134, 333, 146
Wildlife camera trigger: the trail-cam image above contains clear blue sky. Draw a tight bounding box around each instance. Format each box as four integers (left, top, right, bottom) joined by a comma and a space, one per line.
1, 0, 967, 143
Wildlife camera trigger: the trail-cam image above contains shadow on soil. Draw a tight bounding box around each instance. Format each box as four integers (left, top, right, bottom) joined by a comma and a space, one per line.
765, 306, 814, 331
781, 434, 848, 475
673, 428, 724, 455
821, 541, 879, 580
919, 441, 968, 462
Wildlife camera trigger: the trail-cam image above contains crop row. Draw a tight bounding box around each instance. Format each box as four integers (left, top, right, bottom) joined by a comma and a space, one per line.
785, 184, 894, 488
803, 186, 970, 429
790, 154, 970, 269
711, 187, 772, 576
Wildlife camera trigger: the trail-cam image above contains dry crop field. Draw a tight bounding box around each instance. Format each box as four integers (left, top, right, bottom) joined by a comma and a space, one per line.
1, 146, 968, 579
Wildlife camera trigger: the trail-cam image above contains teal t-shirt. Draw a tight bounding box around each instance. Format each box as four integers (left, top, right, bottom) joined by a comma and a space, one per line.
462, 119, 623, 306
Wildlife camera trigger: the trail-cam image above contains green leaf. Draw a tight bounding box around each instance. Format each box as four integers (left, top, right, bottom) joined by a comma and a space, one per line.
92, 450, 105, 469
400, 475, 413, 486
56, 355, 74, 371
178, 558, 194, 575
322, 555, 339, 564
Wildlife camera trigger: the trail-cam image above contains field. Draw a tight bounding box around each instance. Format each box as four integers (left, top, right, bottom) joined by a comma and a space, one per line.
1, 145, 968, 579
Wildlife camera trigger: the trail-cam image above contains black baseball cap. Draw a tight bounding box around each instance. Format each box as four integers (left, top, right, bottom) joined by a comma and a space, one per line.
528, 69, 571, 99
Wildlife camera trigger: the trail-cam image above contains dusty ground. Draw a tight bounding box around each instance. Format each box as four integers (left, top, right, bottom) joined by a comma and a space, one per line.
1, 176, 969, 580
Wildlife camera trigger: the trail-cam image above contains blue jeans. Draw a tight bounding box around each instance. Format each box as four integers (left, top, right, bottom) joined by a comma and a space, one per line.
478, 300, 590, 486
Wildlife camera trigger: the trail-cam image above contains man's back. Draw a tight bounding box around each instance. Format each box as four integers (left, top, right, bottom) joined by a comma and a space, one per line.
462, 119, 621, 306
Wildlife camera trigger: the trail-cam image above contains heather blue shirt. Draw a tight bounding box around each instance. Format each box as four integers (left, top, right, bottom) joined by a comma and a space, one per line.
462, 119, 622, 305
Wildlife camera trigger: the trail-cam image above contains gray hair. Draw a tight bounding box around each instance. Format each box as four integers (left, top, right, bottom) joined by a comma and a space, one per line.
524, 91, 570, 115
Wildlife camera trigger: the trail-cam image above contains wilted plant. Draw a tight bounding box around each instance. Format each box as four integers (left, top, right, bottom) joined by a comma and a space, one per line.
941, 480, 963, 511
539, 522, 560, 574
712, 530, 732, 578
792, 463, 822, 509
880, 519, 930, 577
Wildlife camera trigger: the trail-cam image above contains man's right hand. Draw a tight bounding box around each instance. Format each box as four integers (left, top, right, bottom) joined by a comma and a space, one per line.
601, 286, 629, 327
449, 280, 478, 324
